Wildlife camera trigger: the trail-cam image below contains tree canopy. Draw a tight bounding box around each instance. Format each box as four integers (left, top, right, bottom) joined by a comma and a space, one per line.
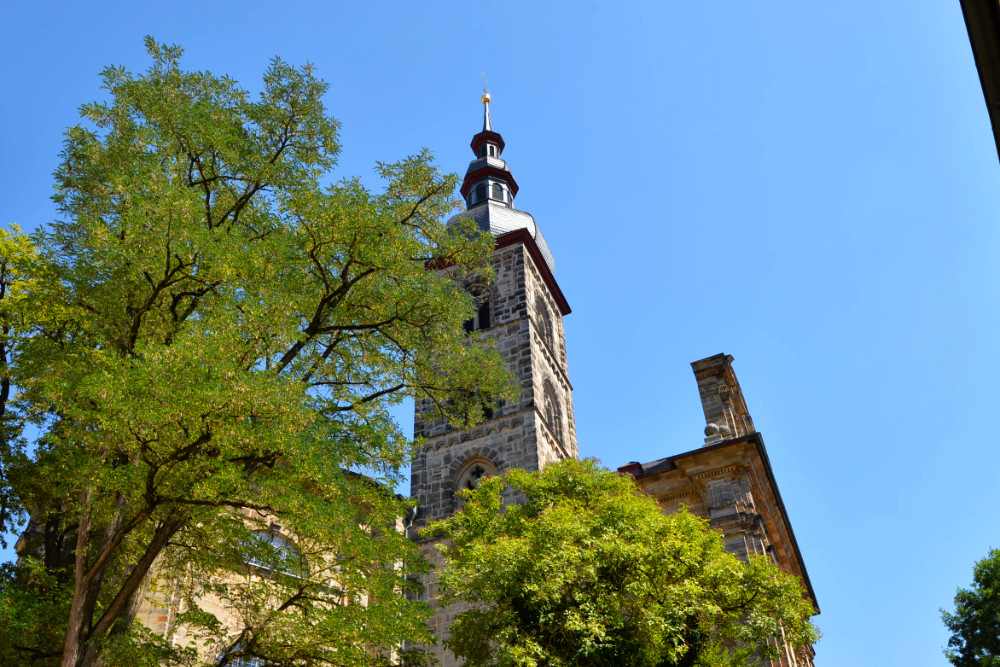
0, 38, 514, 667
942, 548, 1000, 667
425, 459, 819, 667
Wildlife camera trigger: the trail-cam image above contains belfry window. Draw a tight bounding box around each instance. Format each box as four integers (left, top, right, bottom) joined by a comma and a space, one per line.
491, 183, 504, 201
463, 287, 492, 333
474, 183, 487, 203
488, 144, 497, 157
535, 295, 555, 351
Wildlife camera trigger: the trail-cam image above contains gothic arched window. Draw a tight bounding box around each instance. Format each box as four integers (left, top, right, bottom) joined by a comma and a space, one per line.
543, 380, 563, 445
535, 295, 555, 351
457, 458, 499, 492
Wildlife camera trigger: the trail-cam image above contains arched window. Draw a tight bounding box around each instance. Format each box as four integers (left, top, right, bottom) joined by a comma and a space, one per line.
474, 183, 487, 203
491, 183, 504, 201
535, 295, 555, 351
543, 380, 563, 445
463, 286, 492, 333
457, 457, 499, 491
488, 145, 497, 157
244, 530, 306, 577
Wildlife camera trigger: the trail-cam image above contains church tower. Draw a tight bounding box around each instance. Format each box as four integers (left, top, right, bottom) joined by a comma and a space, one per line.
409, 95, 576, 664
410, 94, 576, 528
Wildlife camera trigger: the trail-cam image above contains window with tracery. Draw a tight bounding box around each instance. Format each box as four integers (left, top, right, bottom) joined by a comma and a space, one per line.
542, 380, 562, 445
535, 295, 555, 351
457, 458, 499, 491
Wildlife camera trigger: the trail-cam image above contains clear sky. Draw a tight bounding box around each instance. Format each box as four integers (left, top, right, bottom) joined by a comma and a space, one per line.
2, 1, 997, 664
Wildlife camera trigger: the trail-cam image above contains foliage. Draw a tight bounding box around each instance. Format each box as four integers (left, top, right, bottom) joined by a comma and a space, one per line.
942, 548, 1000, 666
0, 37, 514, 667
425, 459, 819, 667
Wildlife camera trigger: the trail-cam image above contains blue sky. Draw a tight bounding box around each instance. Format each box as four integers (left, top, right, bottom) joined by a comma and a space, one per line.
2, 1, 997, 664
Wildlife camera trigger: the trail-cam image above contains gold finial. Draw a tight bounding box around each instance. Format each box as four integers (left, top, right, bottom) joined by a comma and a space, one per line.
482, 92, 491, 104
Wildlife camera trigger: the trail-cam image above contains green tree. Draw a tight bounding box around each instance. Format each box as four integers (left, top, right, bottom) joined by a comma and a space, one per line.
942, 548, 1000, 666
425, 459, 819, 667
0, 38, 514, 667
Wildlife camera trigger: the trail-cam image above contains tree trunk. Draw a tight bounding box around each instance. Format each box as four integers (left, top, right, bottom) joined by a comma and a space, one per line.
61, 490, 94, 667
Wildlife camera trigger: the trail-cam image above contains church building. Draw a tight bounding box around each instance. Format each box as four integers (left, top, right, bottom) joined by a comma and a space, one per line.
410, 95, 818, 667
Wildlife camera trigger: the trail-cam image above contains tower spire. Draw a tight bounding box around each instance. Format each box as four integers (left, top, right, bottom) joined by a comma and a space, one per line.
482, 91, 492, 131
462, 92, 518, 212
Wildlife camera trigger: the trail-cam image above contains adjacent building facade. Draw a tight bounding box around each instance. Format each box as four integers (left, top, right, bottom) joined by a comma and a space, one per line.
410, 96, 818, 666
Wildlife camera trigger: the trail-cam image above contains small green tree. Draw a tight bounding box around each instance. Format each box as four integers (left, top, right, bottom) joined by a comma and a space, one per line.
0, 38, 514, 667
942, 548, 1000, 666
426, 459, 818, 667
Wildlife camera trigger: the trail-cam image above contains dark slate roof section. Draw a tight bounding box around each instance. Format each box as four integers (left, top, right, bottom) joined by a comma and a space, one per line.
448, 201, 556, 273
961, 0, 1000, 165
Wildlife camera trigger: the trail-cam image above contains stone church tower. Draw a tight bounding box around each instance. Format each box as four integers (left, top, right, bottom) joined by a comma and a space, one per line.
409, 99, 817, 667
409, 94, 576, 664
410, 94, 576, 528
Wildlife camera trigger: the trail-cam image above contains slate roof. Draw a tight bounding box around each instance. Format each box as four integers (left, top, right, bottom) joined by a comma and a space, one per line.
448, 201, 556, 273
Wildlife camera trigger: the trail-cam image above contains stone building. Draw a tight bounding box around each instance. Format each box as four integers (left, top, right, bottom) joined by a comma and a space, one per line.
409, 96, 819, 666
618, 353, 819, 667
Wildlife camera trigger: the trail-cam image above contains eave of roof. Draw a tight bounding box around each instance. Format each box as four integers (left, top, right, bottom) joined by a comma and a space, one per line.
960, 0, 1000, 164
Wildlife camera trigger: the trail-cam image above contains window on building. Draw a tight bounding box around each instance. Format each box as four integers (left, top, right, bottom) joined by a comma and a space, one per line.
230, 656, 266, 667
474, 183, 487, 203
244, 530, 306, 578
477, 145, 487, 158
217, 643, 269, 667
535, 295, 555, 351
463, 286, 492, 333
488, 145, 497, 157
491, 183, 504, 201
543, 380, 563, 445
457, 458, 499, 491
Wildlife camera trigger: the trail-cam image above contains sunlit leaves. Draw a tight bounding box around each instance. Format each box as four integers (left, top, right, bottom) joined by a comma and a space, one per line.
1, 37, 512, 666
426, 460, 819, 667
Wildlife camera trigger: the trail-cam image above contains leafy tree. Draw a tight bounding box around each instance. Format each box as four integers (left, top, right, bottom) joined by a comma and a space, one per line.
425, 459, 819, 667
942, 548, 1000, 666
0, 38, 514, 667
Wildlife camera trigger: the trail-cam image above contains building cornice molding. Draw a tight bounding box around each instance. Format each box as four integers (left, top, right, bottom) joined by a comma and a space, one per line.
496, 228, 571, 316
